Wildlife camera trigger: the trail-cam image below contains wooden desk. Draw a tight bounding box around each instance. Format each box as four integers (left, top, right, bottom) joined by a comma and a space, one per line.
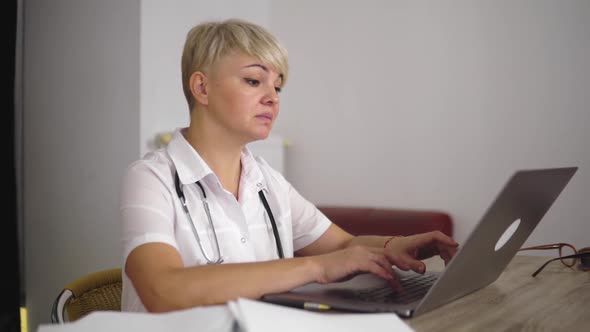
407, 255, 590, 331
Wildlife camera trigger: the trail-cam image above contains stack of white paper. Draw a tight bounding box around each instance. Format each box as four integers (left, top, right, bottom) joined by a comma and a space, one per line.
229, 298, 415, 332
37, 299, 414, 332
36, 305, 234, 332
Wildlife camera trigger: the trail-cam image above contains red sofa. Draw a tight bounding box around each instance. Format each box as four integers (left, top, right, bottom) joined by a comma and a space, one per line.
317, 206, 453, 238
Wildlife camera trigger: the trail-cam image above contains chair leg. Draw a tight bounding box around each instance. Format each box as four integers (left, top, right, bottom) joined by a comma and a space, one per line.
51, 289, 73, 323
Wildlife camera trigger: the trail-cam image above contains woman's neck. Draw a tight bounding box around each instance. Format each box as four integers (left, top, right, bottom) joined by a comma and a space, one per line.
184, 123, 243, 200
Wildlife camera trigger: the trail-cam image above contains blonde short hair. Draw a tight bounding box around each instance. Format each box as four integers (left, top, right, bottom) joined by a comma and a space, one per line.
181, 18, 289, 111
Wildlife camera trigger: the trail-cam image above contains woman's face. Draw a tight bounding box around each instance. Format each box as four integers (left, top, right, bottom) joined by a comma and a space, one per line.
204, 52, 283, 144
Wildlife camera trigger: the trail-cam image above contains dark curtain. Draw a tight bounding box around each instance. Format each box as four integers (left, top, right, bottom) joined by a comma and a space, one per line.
2, 0, 22, 331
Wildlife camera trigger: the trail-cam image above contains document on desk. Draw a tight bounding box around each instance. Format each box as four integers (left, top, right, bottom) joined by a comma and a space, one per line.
37, 299, 413, 332
229, 298, 414, 332
36, 305, 235, 332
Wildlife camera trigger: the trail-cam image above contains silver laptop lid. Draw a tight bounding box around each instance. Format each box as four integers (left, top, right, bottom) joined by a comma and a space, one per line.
414, 167, 578, 315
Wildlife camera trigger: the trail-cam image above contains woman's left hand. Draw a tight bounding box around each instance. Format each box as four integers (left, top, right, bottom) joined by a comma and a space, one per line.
383, 231, 459, 274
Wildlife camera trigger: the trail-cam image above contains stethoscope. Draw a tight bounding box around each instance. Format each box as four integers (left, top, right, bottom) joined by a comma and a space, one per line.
174, 172, 284, 264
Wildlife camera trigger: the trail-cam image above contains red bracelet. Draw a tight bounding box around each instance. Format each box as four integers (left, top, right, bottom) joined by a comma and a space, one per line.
383, 235, 402, 248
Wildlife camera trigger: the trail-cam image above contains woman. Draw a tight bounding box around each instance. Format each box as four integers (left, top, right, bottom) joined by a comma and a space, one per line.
121, 18, 458, 312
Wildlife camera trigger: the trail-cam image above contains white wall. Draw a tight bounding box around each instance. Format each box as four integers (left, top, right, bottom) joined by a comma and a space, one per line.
23, 0, 140, 329
269, 1, 590, 248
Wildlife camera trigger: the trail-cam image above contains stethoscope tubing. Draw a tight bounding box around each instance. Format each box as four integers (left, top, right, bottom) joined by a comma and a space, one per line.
258, 190, 284, 258
175, 173, 224, 264
174, 172, 283, 263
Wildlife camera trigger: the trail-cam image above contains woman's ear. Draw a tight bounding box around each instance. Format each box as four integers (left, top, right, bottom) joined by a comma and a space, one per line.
189, 71, 208, 106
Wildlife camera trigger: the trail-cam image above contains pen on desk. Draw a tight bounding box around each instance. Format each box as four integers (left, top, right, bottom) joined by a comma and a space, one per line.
303, 302, 331, 310
268, 298, 332, 311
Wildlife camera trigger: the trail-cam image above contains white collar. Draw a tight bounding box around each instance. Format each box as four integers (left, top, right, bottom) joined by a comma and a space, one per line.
166, 128, 268, 194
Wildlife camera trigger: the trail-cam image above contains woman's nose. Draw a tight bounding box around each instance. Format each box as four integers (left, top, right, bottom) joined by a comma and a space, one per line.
262, 87, 279, 105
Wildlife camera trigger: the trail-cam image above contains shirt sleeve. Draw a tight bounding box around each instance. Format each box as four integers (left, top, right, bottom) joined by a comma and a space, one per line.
288, 184, 332, 251
120, 160, 179, 266
256, 157, 332, 251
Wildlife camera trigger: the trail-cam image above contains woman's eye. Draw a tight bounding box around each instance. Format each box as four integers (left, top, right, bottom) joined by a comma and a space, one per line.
275, 87, 282, 93
245, 79, 260, 87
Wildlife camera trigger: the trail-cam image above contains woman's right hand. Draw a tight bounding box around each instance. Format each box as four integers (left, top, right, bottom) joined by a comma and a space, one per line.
309, 246, 400, 288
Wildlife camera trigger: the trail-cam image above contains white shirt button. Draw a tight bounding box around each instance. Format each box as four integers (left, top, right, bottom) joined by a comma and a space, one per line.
241, 237, 247, 243
256, 183, 263, 188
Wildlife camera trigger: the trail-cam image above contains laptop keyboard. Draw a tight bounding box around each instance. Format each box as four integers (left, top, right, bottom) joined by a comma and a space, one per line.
355, 274, 438, 304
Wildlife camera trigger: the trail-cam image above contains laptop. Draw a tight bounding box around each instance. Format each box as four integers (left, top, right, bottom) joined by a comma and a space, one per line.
262, 167, 578, 317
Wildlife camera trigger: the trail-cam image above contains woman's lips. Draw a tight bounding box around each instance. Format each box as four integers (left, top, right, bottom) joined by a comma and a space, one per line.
256, 112, 274, 122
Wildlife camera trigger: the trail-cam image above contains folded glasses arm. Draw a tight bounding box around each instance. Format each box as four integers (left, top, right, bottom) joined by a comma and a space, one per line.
531, 252, 590, 277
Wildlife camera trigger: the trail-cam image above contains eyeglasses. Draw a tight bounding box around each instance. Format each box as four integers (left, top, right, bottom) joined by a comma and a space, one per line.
519, 243, 590, 277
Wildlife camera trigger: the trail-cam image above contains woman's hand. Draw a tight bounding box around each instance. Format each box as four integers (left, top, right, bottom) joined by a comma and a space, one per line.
309, 246, 400, 289
384, 231, 459, 274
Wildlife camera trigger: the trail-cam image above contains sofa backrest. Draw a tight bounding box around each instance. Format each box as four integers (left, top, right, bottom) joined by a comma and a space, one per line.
317, 206, 453, 238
